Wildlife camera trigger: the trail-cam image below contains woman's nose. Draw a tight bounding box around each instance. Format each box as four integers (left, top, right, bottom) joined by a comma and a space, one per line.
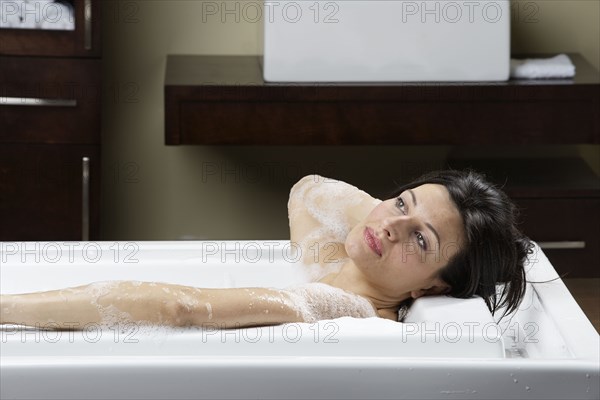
381, 215, 410, 241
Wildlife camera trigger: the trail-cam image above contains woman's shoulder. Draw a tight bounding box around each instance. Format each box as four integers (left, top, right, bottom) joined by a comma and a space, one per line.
287, 175, 381, 275
290, 175, 381, 226
288, 174, 381, 222
288, 174, 344, 206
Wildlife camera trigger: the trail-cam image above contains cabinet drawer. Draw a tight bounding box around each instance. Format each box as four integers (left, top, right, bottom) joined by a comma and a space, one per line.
0, 144, 100, 240
515, 198, 599, 278
0, 56, 100, 144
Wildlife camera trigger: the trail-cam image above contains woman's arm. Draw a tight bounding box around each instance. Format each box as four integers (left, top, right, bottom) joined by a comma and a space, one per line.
0, 281, 304, 330
288, 175, 381, 266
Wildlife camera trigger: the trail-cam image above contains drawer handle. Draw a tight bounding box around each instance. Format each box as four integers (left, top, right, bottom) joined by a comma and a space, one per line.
538, 241, 586, 250
84, 0, 93, 51
82, 157, 90, 241
0, 97, 77, 107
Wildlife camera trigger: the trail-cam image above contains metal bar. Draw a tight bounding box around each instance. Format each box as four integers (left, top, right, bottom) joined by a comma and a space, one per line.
538, 241, 586, 250
84, 0, 92, 50
82, 157, 90, 241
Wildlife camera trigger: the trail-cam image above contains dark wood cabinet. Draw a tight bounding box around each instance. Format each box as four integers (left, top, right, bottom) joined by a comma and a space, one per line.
0, 0, 101, 241
517, 197, 599, 278
0, 56, 101, 144
0, 144, 100, 240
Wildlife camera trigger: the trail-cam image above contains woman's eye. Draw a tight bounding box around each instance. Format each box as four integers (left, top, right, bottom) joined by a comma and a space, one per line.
416, 232, 427, 250
395, 197, 406, 214
396, 196, 425, 249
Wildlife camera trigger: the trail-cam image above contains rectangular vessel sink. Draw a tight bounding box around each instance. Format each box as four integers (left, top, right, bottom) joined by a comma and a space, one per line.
261, 0, 510, 82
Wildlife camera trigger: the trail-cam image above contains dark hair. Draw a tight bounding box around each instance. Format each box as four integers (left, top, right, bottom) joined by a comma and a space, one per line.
388, 169, 533, 321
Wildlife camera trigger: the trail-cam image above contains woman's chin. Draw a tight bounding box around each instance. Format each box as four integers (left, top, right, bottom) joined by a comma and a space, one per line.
344, 238, 371, 266
343, 235, 359, 260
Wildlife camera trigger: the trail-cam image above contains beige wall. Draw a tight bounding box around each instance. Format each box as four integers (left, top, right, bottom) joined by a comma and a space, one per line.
101, 0, 599, 240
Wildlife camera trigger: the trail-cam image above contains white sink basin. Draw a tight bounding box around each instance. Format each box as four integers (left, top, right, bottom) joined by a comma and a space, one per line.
261, 0, 510, 82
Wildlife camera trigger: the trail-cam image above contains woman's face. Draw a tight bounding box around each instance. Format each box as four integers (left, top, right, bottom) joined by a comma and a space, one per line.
345, 183, 465, 301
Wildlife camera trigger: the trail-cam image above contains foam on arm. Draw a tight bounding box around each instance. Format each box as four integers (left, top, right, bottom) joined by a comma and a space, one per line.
0, 283, 305, 330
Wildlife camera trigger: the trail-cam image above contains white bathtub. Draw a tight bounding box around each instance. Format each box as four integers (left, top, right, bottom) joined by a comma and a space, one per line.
1, 241, 598, 399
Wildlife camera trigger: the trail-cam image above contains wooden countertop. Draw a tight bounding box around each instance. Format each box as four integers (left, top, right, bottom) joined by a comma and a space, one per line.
165, 53, 600, 86
164, 53, 599, 145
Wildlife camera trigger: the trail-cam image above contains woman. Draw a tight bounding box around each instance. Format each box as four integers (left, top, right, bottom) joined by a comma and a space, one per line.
0, 170, 532, 330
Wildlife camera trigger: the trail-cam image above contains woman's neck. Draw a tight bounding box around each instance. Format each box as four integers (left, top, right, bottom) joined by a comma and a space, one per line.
317, 259, 410, 311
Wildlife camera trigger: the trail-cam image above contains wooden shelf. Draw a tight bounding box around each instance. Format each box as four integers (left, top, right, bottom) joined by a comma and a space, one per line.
165, 53, 599, 145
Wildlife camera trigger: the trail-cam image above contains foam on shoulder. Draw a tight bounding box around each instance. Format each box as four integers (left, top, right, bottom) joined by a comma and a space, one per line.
288, 176, 372, 275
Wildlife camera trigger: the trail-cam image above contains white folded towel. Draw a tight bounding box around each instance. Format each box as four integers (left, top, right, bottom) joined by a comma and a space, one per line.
510, 54, 576, 79
0, 0, 75, 30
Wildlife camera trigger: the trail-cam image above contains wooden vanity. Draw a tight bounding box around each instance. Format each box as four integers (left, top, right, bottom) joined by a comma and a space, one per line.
0, 0, 102, 240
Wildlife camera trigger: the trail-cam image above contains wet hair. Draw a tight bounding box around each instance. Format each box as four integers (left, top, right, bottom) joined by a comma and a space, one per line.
388, 169, 533, 321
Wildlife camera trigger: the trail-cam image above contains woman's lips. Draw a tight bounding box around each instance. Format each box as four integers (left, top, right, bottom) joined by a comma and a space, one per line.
364, 227, 382, 257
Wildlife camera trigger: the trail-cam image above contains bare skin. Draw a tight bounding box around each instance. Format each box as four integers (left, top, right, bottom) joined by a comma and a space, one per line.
0, 174, 464, 329
0, 282, 304, 330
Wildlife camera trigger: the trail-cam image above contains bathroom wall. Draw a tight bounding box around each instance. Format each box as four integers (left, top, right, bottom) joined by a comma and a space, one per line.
101, 0, 600, 240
